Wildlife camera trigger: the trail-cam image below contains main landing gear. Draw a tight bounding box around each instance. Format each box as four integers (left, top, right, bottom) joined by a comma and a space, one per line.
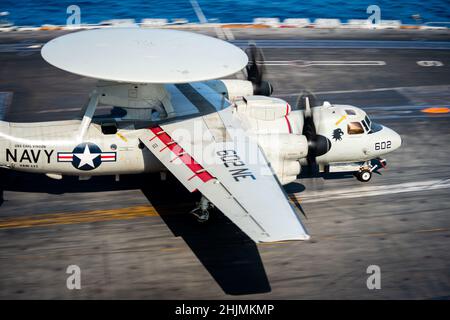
190, 195, 214, 223
355, 158, 387, 183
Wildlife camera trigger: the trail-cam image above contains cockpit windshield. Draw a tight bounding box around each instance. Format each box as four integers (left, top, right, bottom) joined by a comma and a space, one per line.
361, 115, 383, 134
365, 115, 371, 128
362, 115, 373, 134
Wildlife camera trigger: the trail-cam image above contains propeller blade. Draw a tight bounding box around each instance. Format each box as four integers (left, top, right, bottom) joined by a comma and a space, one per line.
297, 91, 331, 171
245, 44, 273, 96
296, 90, 317, 114
246, 44, 264, 85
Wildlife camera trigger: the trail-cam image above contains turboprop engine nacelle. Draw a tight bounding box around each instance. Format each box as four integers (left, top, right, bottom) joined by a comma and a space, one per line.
206, 79, 272, 102
257, 134, 308, 160
234, 95, 307, 184
237, 95, 292, 121
256, 134, 308, 184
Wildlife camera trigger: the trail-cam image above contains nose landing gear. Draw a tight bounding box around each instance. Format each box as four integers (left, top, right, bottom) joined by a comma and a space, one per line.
356, 169, 372, 182
355, 158, 387, 182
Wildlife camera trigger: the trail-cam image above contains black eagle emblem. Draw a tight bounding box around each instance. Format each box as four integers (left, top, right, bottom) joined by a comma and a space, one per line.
332, 128, 344, 141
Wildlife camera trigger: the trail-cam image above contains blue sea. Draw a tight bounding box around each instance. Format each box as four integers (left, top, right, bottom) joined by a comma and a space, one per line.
1, 0, 449, 26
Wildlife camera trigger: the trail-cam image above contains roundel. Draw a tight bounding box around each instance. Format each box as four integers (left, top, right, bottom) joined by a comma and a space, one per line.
71, 142, 103, 171
57, 142, 117, 171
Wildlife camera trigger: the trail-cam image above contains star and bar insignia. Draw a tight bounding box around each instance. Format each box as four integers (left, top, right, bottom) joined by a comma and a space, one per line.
57, 142, 116, 171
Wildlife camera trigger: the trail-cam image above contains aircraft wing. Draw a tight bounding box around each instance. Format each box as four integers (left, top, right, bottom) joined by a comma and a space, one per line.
138, 112, 310, 243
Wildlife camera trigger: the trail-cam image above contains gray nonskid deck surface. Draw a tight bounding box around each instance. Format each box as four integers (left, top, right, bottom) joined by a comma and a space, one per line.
0, 28, 449, 299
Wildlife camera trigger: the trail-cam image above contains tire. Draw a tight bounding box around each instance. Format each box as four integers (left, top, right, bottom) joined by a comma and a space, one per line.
357, 170, 372, 182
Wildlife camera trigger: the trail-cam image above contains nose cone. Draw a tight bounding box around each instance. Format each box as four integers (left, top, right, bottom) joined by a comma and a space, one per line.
393, 131, 402, 150
384, 126, 402, 151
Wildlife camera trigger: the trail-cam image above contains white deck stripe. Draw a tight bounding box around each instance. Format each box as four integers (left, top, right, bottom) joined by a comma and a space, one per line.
298, 179, 450, 204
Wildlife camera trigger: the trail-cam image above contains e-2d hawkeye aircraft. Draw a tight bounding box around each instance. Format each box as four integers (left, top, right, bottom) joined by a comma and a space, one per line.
0, 28, 401, 243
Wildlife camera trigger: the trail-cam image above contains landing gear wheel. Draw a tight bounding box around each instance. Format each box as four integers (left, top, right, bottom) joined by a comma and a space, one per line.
357, 170, 372, 182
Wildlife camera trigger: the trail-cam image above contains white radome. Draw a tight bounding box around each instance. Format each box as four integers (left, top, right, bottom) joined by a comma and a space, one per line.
41, 28, 248, 84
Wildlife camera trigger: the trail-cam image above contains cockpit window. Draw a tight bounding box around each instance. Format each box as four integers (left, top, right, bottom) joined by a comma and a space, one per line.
370, 122, 383, 133
347, 122, 364, 134
364, 115, 373, 133
361, 120, 370, 131
345, 109, 356, 115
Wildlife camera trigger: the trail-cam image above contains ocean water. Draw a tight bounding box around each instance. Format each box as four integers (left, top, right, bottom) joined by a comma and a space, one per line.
1, 0, 449, 26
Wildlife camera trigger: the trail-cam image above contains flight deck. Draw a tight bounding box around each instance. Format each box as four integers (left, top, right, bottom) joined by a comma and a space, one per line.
0, 27, 449, 299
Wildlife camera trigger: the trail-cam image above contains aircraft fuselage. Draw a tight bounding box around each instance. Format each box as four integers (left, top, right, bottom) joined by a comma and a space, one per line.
0, 120, 164, 176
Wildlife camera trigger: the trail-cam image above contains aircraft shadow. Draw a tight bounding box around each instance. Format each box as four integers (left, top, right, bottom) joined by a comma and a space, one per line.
0, 169, 271, 295
140, 176, 272, 295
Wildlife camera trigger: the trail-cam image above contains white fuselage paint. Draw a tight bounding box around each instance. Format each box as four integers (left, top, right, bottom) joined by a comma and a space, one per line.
0, 80, 401, 181
0, 120, 164, 175
311, 104, 402, 164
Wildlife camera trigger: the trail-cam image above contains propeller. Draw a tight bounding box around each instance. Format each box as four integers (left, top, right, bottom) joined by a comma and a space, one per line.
297, 91, 331, 171
245, 44, 273, 96
296, 90, 317, 115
